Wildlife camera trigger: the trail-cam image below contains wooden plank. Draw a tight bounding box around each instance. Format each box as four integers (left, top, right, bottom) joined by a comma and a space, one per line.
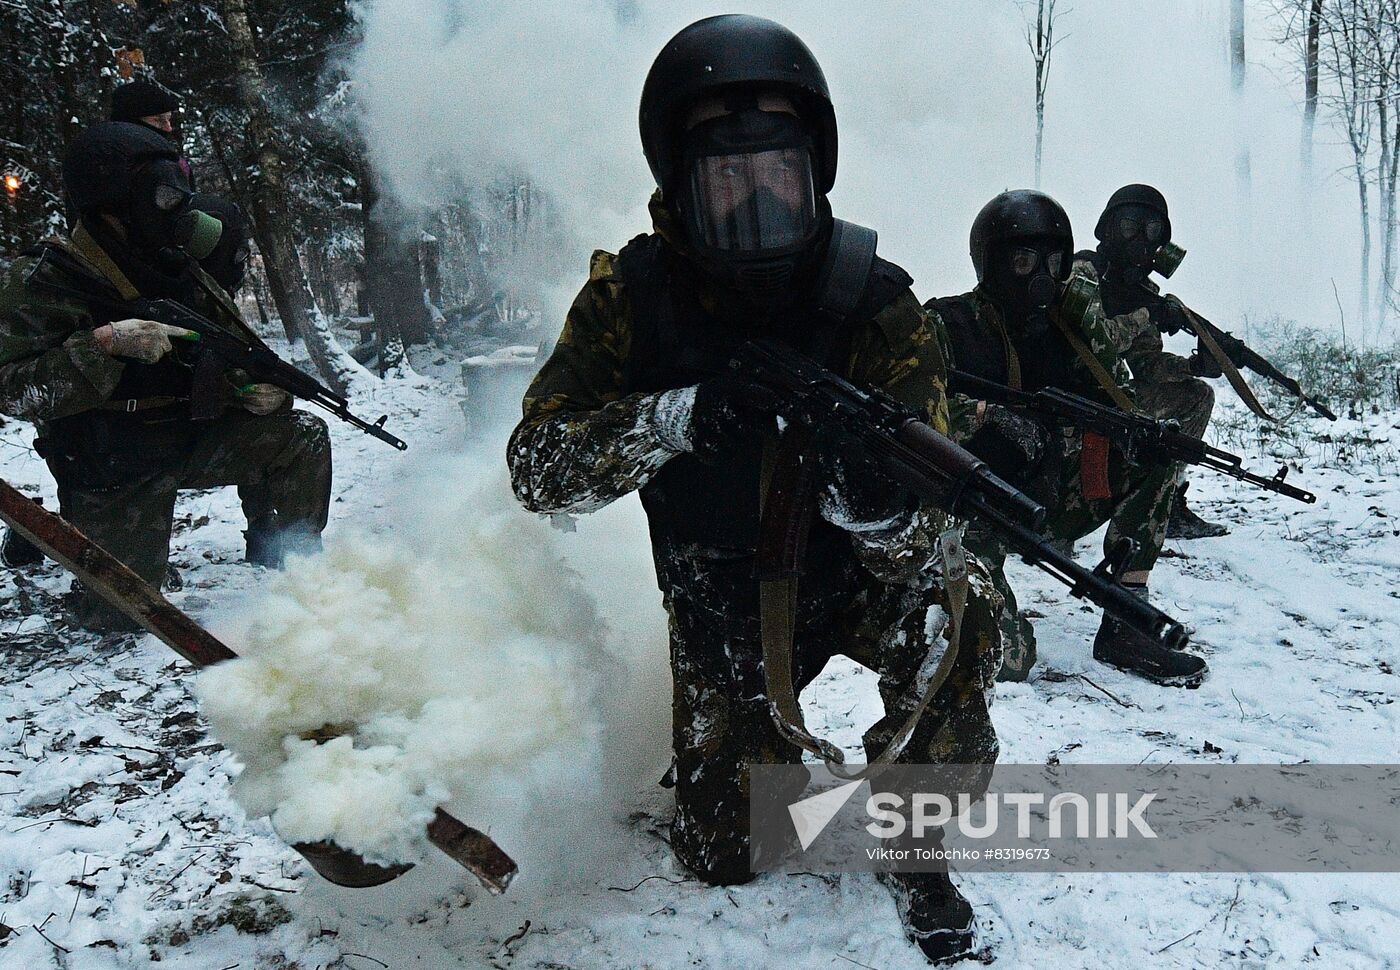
0, 477, 517, 892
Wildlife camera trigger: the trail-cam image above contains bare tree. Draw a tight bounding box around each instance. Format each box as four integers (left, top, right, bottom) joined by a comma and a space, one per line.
1305, 0, 1324, 171
1319, 0, 1377, 334
1232, 0, 1254, 205
1020, 0, 1068, 188
221, 0, 367, 393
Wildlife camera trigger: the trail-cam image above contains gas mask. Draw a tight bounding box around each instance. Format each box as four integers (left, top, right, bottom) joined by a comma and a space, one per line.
1102, 203, 1168, 284
128, 160, 223, 260
986, 240, 1069, 337
677, 107, 822, 296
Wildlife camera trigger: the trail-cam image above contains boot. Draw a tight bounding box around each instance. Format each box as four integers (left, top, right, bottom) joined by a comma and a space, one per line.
1165, 482, 1228, 539
62, 585, 143, 635
244, 514, 284, 568
1, 497, 46, 568
1093, 613, 1208, 688
245, 514, 323, 569
879, 870, 978, 965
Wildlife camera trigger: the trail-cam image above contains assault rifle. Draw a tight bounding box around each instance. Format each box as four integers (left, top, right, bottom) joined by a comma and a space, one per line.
132, 298, 409, 451
730, 340, 1189, 652
948, 369, 1317, 505
1133, 285, 1337, 421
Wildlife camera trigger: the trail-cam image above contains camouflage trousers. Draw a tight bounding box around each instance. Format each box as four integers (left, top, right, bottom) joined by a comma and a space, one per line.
966, 427, 1177, 681
54, 409, 331, 627
1129, 352, 1215, 439
658, 552, 1002, 886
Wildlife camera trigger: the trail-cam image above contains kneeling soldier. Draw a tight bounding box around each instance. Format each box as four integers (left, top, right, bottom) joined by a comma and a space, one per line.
1076, 184, 1227, 539
0, 122, 331, 631
927, 190, 1207, 688
508, 16, 1003, 964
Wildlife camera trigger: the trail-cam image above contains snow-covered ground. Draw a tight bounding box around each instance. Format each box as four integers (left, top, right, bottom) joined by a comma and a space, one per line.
1, 363, 1397, 969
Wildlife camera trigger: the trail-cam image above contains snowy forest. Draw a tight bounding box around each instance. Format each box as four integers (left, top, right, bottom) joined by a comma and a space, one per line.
1, 1, 1399, 968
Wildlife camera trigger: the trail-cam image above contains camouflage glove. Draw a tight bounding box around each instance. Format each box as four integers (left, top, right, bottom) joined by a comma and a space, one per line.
966, 403, 1048, 483
815, 431, 915, 532
238, 383, 290, 415
93, 319, 195, 364
689, 376, 781, 462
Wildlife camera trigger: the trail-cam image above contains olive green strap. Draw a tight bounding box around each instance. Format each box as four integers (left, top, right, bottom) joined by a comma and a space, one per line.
1049, 310, 1138, 413
69, 224, 141, 302
1171, 296, 1277, 422
758, 436, 846, 766
758, 427, 970, 778
828, 527, 968, 780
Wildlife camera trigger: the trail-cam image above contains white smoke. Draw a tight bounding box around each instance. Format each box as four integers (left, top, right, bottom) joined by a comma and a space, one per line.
350, 0, 1364, 341
195, 450, 670, 877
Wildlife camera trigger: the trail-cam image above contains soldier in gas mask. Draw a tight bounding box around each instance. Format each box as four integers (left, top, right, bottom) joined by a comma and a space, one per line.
1075, 184, 1227, 539
928, 190, 1208, 688
508, 15, 1003, 965
0, 122, 331, 631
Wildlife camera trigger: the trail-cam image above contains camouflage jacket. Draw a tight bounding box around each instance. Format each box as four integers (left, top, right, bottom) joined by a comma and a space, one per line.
0, 226, 259, 429
508, 234, 957, 587
1072, 253, 1196, 385
924, 286, 1134, 442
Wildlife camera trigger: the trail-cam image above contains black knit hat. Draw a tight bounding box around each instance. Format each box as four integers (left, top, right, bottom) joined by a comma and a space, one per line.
111, 79, 180, 124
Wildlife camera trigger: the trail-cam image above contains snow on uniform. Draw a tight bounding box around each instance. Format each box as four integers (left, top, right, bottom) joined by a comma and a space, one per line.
1073, 251, 1216, 441
927, 287, 1177, 682
0, 227, 331, 628
507, 206, 1003, 887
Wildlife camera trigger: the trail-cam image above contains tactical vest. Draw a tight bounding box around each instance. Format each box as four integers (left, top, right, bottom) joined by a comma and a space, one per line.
925, 294, 1013, 387
931, 290, 1115, 402
614, 222, 911, 570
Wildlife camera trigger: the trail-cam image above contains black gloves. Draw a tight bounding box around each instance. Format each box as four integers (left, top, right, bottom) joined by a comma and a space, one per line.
1155, 296, 1194, 336
1188, 345, 1224, 378
967, 403, 1049, 482
816, 432, 915, 530
690, 376, 781, 461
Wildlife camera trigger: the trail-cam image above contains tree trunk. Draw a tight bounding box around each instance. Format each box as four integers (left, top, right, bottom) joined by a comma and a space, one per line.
1231, 0, 1252, 202
220, 0, 366, 394
360, 161, 431, 351
1303, 0, 1321, 174
1357, 163, 1373, 334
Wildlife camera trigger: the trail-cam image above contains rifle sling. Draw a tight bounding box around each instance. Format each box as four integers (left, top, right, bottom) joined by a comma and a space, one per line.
1173, 297, 1278, 422
69, 224, 142, 302
757, 433, 969, 777
1048, 311, 1138, 413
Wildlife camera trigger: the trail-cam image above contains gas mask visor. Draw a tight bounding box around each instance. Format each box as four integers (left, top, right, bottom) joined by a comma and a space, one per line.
681, 110, 819, 257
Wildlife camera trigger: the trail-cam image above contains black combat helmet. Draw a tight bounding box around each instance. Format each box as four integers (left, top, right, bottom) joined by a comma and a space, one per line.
639, 14, 838, 196
1094, 183, 1170, 243
969, 189, 1072, 283
63, 121, 180, 217
971, 190, 1074, 331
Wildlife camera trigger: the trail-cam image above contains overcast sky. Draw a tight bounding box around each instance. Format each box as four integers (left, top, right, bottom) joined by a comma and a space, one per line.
351, 0, 1369, 343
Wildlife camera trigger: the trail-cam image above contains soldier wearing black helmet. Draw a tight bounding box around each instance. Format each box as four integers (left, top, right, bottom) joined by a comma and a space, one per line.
928, 189, 1208, 688
1075, 184, 1228, 539
0, 122, 331, 630
508, 15, 1003, 965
